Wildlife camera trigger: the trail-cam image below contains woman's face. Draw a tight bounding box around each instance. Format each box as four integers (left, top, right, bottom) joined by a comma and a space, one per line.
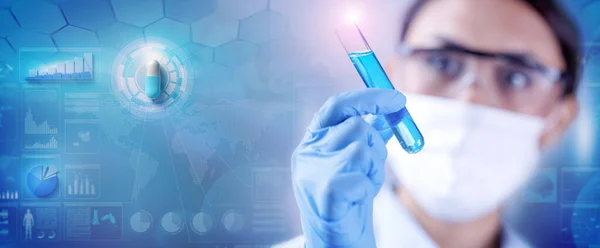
389, 0, 578, 145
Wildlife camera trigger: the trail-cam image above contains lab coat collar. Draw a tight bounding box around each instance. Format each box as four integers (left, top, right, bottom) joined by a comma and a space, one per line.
373, 182, 531, 248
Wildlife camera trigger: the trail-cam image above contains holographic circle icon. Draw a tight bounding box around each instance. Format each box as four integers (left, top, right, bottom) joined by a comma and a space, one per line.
570, 174, 600, 243
160, 211, 184, 234
27, 164, 59, 197
111, 37, 194, 120
191, 212, 213, 235
221, 210, 244, 233
130, 210, 153, 233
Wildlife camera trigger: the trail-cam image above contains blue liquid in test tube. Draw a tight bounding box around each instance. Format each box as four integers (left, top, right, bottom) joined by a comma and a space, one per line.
336, 24, 424, 153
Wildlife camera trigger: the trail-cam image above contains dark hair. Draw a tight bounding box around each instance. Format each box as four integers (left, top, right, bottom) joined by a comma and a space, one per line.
399, 0, 582, 97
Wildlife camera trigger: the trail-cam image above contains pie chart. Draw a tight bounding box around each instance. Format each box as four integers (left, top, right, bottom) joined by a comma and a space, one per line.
222, 210, 244, 233
191, 212, 213, 234
26, 165, 59, 197
160, 212, 184, 234
130, 210, 152, 233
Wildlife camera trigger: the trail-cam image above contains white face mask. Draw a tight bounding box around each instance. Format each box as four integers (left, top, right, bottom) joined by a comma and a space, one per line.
386, 94, 546, 222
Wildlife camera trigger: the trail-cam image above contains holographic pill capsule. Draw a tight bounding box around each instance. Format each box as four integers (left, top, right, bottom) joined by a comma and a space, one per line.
145, 60, 161, 99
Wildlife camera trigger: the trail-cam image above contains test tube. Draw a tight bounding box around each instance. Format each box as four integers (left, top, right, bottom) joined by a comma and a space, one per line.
336, 24, 424, 154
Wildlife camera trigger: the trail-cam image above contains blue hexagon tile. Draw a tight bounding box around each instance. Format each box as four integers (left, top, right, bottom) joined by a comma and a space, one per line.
165, 0, 217, 23
173, 42, 214, 64
210, 76, 247, 100
214, 40, 258, 67
61, 0, 115, 31
52, 25, 100, 48
144, 18, 191, 46
96, 46, 118, 80
239, 11, 287, 44
269, 0, 320, 16
0, 39, 14, 59
258, 37, 306, 66
233, 61, 263, 91
0, 38, 17, 81
0, 9, 19, 38
11, 0, 65, 34
111, 0, 164, 27
583, 2, 600, 42
46, 0, 72, 4
98, 22, 144, 49
259, 37, 295, 58
193, 62, 233, 92
217, 0, 267, 20
192, 13, 238, 47
560, 0, 600, 42
0, 0, 14, 8
7, 29, 55, 50
200, 62, 247, 100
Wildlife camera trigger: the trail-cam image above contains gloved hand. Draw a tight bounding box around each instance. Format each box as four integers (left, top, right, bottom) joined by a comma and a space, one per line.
363, 114, 393, 144
292, 88, 406, 248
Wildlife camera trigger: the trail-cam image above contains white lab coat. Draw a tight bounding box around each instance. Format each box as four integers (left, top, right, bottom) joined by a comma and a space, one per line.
274, 181, 530, 248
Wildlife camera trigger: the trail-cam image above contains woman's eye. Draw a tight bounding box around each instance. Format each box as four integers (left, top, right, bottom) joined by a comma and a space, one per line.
498, 68, 532, 90
425, 53, 464, 79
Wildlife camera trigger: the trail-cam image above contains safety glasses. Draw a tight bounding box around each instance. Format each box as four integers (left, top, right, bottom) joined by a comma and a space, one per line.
394, 42, 568, 110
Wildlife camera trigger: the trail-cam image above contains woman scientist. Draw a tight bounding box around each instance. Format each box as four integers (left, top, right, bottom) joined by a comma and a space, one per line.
279, 0, 582, 247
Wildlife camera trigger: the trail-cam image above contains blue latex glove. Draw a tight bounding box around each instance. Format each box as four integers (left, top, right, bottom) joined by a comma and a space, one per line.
292, 88, 406, 248
362, 114, 393, 144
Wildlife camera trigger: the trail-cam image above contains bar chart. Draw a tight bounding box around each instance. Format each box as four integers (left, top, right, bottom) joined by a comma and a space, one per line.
67, 174, 97, 196
23, 136, 58, 149
0, 190, 18, 200
24, 108, 58, 134
25, 53, 94, 81
65, 164, 100, 199
22, 88, 60, 151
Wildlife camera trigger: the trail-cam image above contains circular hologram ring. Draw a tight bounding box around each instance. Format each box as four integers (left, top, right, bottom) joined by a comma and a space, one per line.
111, 37, 194, 120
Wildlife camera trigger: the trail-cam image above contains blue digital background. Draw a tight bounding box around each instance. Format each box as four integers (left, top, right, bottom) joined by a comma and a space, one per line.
0, 0, 598, 247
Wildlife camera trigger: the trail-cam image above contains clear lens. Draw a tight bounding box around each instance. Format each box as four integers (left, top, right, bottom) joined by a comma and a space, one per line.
423, 51, 466, 81
397, 49, 561, 109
